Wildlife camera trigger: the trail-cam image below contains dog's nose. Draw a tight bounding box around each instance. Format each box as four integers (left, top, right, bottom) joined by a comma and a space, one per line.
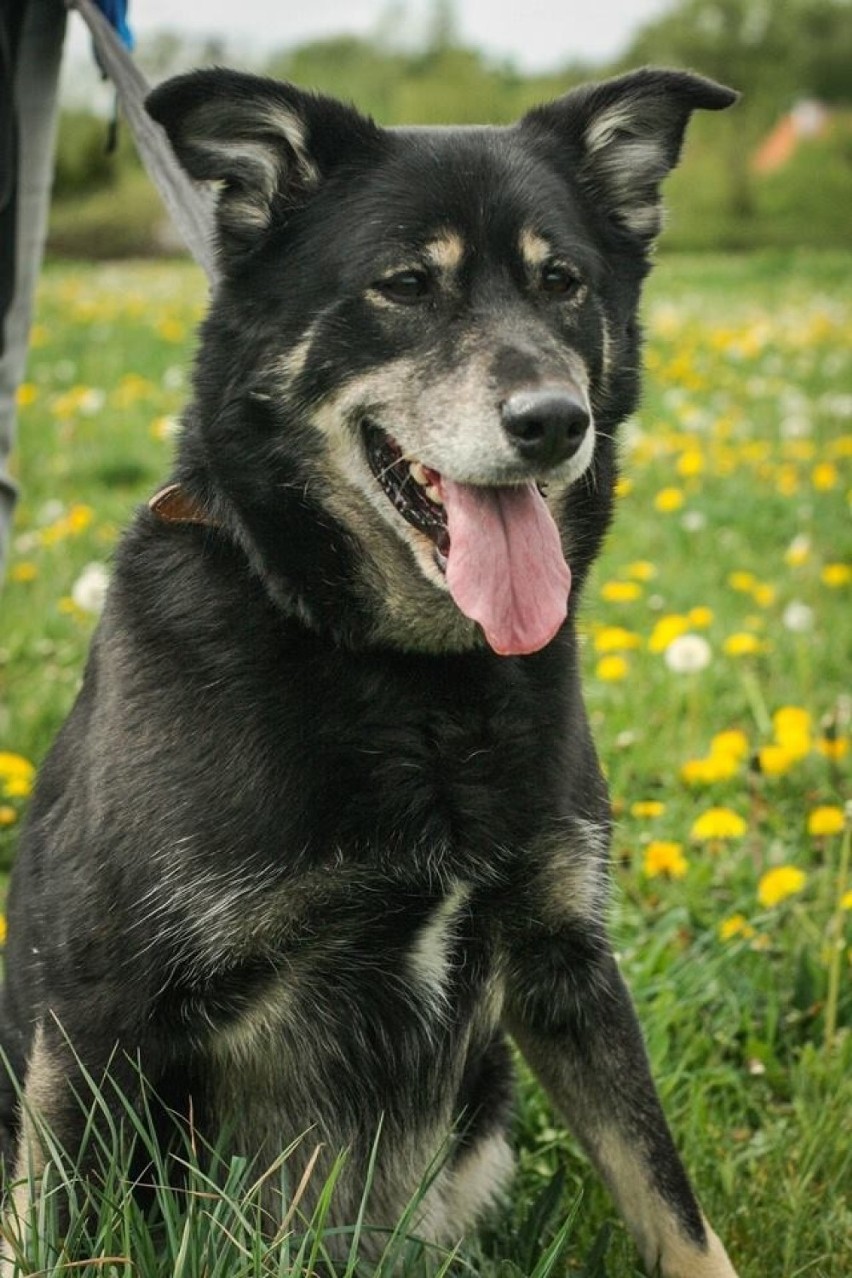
501, 389, 590, 466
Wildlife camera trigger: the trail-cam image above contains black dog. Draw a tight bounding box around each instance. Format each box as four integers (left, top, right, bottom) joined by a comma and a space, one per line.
1, 67, 738, 1276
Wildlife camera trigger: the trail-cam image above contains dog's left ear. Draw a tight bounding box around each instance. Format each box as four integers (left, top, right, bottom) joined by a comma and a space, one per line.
146, 68, 383, 264
522, 68, 738, 242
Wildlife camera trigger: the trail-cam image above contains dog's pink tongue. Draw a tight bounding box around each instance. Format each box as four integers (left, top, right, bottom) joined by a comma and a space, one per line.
439, 477, 571, 656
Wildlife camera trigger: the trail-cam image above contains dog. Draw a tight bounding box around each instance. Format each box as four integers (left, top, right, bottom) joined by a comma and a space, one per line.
0, 66, 739, 1276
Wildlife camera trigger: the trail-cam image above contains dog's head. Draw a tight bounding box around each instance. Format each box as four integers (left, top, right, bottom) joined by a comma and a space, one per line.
147, 68, 735, 656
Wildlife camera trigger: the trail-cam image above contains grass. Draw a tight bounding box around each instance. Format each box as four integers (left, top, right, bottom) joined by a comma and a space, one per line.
1, 250, 851, 1275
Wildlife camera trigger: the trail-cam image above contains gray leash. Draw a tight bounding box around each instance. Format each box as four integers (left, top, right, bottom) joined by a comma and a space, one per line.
67, 0, 219, 285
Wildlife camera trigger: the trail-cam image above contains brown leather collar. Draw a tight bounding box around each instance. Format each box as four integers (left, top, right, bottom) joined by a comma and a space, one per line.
148, 483, 219, 528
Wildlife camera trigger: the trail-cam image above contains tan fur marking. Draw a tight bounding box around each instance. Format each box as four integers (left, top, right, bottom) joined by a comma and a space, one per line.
13, 1024, 60, 1181
423, 230, 465, 272
209, 975, 298, 1067
532, 822, 609, 926
257, 102, 320, 185
585, 102, 641, 153
595, 1130, 738, 1278
270, 324, 317, 384
409, 882, 471, 1013
416, 1129, 515, 1243
2, 1024, 65, 1275
519, 228, 553, 268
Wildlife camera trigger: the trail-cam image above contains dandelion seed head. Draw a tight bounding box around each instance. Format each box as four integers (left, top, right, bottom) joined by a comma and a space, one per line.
782, 601, 814, 632
71, 562, 110, 615
664, 633, 712, 674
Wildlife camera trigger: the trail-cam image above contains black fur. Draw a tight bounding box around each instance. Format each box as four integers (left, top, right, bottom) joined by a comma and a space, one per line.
0, 68, 739, 1275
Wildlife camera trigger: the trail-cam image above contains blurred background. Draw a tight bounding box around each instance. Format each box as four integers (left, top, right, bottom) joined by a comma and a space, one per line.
51, 0, 852, 259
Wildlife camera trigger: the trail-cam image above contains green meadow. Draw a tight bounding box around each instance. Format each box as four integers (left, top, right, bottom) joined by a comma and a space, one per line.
0, 251, 850, 1275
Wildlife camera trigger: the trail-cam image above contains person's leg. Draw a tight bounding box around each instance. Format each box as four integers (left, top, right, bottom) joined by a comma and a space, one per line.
0, 0, 66, 585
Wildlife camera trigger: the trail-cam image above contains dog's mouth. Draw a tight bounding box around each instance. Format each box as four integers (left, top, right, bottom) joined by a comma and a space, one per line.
363, 420, 572, 657
364, 419, 450, 566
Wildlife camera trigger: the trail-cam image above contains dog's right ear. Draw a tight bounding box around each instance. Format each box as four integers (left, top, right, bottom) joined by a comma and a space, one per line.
146, 68, 382, 265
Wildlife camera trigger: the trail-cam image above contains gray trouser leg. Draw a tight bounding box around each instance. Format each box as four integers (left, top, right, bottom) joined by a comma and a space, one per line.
0, 0, 66, 585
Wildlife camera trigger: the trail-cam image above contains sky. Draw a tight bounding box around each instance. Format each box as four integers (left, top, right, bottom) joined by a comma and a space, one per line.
66, 0, 676, 75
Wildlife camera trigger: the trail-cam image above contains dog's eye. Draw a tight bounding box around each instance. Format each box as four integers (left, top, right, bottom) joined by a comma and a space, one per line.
539, 263, 581, 297
375, 270, 432, 304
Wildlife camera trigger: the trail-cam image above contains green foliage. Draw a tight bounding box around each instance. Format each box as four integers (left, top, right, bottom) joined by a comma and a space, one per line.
618, 0, 852, 232
266, 35, 588, 126
50, 1, 852, 257
52, 108, 141, 199
662, 110, 852, 250
48, 169, 181, 260
624, 0, 852, 110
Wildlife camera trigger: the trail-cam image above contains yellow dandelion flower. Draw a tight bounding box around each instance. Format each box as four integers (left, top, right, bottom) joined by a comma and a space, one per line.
807, 805, 845, 837
773, 706, 811, 739
654, 487, 684, 513
593, 626, 642, 653
718, 913, 756, 942
752, 583, 776, 608
772, 707, 812, 759
681, 758, 713, 785
643, 841, 688, 879
782, 440, 815, 462
596, 655, 629, 682
601, 581, 642, 603
67, 503, 94, 534
0, 806, 17, 827
156, 317, 186, 343
16, 382, 38, 408
631, 800, 666, 819
710, 729, 749, 761
775, 465, 799, 497
821, 563, 851, 588
10, 561, 37, 583
758, 744, 797, 777
757, 866, 806, 909
723, 632, 766, 657
691, 807, 747, 840
4, 776, 31, 798
816, 736, 849, 762
614, 477, 633, 499
728, 571, 757, 593
111, 372, 156, 409
784, 534, 810, 567
811, 462, 838, 491
677, 451, 704, 478
680, 754, 739, 785
151, 415, 179, 442
625, 560, 656, 581
648, 614, 690, 653
0, 753, 35, 787
840, 890, 852, 911
0, 915, 6, 946
688, 606, 714, 628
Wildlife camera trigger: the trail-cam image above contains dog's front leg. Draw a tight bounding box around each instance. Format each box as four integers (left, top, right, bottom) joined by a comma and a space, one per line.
504, 927, 738, 1278
1, 1016, 147, 1276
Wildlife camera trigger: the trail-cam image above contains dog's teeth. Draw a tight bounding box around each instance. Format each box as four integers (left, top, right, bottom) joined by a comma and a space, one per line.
409, 461, 428, 486
424, 484, 443, 505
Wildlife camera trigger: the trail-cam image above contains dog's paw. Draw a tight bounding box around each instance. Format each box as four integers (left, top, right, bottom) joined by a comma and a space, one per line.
660, 1220, 739, 1278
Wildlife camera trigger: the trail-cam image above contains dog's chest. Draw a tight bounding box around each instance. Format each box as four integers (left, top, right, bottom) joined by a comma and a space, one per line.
198, 870, 505, 1136
274, 655, 564, 870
